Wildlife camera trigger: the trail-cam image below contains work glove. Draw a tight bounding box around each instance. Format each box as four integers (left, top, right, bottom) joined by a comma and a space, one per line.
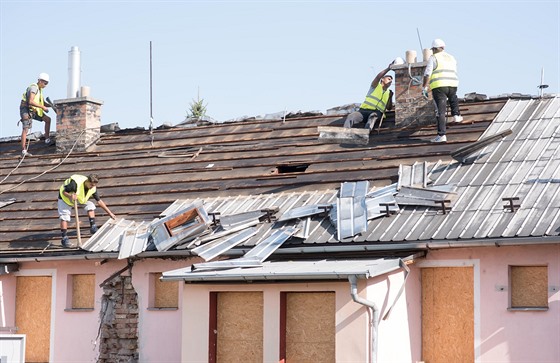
422, 87, 429, 99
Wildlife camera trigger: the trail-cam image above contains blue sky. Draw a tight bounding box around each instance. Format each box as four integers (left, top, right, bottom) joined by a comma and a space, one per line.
1, 1, 559, 138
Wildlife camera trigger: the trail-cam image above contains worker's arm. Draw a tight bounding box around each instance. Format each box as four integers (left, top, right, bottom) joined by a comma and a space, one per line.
386, 90, 394, 111
371, 62, 393, 87
97, 200, 116, 220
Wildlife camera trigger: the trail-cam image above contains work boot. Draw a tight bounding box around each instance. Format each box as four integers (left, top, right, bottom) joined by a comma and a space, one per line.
61, 236, 72, 248
90, 224, 98, 234
431, 134, 447, 143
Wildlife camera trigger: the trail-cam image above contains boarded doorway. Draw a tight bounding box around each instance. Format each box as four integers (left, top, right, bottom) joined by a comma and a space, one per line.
422, 267, 474, 363
210, 291, 263, 363
16, 276, 52, 363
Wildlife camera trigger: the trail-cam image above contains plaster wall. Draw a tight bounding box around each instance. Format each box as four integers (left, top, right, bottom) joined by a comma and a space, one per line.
0, 258, 191, 363
181, 271, 413, 363
417, 244, 560, 362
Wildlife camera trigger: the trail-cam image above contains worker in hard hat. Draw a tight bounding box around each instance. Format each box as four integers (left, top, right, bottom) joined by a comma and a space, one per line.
344, 61, 394, 130
19, 73, 53, 157
422, 39, 463, 143
58, 174, 117, 248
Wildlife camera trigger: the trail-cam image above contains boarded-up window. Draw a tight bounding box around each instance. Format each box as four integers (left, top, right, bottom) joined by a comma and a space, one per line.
210, 292, 263, 363
510, 266, 548, 308
281, 292, 336, 363
70, 274, 95, 309
150, 272, 179, 309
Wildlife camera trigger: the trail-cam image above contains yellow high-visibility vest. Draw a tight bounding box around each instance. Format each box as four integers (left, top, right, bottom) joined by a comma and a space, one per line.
59, 175, 96, 206
22, 83, 45, 117
429, 52, 459, 89
360, 83, 390, 112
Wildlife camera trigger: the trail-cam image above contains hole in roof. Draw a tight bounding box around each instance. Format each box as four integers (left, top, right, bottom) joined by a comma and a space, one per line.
276, 164, 309, 174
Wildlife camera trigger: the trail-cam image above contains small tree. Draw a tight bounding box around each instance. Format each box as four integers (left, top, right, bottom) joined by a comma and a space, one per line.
187, 89, 208, 120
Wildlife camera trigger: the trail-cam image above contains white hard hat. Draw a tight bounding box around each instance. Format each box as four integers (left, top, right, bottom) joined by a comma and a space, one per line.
431, 39, 445, 48
393, 57, 405, 65
38, 73, 50, 82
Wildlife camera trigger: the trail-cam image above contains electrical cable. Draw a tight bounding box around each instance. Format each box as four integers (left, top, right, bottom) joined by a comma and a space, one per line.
0, 129, 86, 195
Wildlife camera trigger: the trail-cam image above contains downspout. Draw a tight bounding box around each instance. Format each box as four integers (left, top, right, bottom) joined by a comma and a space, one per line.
349, 275, 378, 363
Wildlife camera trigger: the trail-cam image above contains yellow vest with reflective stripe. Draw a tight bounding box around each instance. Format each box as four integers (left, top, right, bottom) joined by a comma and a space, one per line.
429, 52, 459, 89
59, 175, 97, 206
360, 83, 390, 112
22, 83, 45, 117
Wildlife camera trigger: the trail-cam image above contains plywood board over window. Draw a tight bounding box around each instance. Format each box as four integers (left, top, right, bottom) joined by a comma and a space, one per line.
281, 292, 335, 363
510, 265, 548, 309
69, 274, 95, 309
150, 272, 179, 309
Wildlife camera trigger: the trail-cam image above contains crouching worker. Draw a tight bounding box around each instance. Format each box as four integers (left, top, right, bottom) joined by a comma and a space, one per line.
58, 174, 116, 247
344, 62, 394, 131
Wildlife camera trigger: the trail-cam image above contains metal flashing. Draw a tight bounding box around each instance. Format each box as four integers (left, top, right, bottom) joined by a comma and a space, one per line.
192, 227, 258, 261
162, 258, 406, 282
337, 181, 369, 240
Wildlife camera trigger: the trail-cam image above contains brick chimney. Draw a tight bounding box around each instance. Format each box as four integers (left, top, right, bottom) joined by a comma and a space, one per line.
54, 96, 103, 153
391, 61, 435, 128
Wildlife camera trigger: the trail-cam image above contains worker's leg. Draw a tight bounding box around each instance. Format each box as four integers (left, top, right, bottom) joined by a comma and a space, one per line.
344, 112, 363, 128
432, 87, 448, 136
58, 199, 72, 247
19, 109, 32, 153
84, 201, 98, 233
447, 87, 461, 117
40, 114, 51, 140
364, 110, 382, 130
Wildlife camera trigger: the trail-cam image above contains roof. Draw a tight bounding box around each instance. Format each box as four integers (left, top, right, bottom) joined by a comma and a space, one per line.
3, 96, 558, 261
161, 257, 408, 282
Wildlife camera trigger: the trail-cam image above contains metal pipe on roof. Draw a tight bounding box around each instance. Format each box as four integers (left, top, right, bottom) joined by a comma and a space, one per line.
67, 46, 81, 98
349, 275, 378, 363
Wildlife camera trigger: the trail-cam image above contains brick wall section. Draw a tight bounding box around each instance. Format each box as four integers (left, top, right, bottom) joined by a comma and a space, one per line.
392, 62, 435, 128
54, 97, 102, 153
98, 275, 139, 363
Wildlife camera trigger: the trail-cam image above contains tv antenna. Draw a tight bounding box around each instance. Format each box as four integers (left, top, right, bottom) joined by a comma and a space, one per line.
538, 67, 549, 98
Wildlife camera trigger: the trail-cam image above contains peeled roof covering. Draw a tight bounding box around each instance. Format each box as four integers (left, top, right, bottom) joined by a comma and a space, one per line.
5, 96, 551, 259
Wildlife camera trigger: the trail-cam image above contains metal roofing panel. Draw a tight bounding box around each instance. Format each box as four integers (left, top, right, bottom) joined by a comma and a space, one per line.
81, 219, 136, 252
118, 222, 150, 259
192, 227, 258, 261
337, 181, 369, 240
245, 226, 298, 261
278, 204, 333, 222
162, 258, 405, 282
219, 210, 266, 230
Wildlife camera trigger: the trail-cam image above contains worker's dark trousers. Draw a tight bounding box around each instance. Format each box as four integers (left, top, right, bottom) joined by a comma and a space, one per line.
432, 86, 460, 136
344, 109, 382, 129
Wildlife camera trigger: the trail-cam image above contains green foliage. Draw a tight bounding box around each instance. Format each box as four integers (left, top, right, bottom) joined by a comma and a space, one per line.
187, 94, 208, 119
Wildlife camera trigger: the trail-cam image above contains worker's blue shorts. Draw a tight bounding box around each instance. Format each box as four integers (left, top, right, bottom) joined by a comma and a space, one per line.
58, 199, 96, 222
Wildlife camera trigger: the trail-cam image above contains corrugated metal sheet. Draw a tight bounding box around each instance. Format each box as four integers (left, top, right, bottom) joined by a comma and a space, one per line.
162, 258, 405, 282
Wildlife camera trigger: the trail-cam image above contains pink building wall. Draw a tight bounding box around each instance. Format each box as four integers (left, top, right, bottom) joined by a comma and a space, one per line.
0, 258, 191, 363
1, 243, 558, 362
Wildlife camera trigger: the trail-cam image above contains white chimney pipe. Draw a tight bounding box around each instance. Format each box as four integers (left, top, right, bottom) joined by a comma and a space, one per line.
67, 46, 81, 98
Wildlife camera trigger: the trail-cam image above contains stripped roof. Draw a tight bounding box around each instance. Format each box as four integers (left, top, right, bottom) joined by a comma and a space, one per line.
3, 96, 557, 260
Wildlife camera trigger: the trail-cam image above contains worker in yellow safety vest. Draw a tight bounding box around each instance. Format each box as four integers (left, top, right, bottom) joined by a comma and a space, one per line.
344, 61, 394, 130
422, 39, 463, 143
19, 73, 54, 157
58, 174, 116, 248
